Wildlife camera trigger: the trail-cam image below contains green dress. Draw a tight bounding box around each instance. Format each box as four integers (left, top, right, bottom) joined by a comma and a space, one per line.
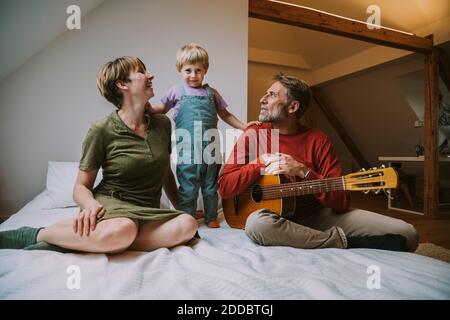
79, 111, 184, 223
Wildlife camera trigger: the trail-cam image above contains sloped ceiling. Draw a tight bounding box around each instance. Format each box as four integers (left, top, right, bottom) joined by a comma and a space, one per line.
0, 0, 105, 82
249, 18, 373, 69
249, 0, 450, 70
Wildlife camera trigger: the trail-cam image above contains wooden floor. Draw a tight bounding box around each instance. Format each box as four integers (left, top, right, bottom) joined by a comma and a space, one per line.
351, 192, 450, 249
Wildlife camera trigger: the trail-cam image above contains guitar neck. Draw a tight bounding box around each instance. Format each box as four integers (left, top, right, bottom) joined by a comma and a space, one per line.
262, 176, 345, 200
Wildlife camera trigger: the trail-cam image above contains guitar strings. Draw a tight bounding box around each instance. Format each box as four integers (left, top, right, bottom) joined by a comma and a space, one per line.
250, 173, 385, 194
248, 182, 382, 199
260, 184, 344, 199
238, 173, 386, 195
257, 176, 385, 194
239, 176, 386, 199
238, 177, 344, 197
251, 180, 386, 199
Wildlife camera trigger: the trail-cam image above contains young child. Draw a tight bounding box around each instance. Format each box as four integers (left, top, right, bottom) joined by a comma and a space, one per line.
149, 43, 258, 228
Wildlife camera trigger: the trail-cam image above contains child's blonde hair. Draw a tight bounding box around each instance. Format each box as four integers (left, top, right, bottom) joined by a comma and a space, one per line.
97, 56, 146, 108
175, 43, 209, 72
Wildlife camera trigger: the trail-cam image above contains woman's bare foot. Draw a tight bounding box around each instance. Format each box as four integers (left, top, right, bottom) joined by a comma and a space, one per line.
207, 220, 220, 228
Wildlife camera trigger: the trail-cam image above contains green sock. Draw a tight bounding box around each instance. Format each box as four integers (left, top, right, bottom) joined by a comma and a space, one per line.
0, 227, 41, 249
24, 241, 74, 253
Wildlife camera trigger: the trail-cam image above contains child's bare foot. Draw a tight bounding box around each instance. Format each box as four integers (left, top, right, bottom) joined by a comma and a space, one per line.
207, 220, 220, 228
195, 210, 205, 219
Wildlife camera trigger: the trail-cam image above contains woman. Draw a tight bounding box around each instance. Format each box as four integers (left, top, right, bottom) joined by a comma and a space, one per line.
0, 56, 198, 253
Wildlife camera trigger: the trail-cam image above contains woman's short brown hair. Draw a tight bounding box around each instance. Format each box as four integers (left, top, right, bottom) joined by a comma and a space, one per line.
96, 56, 146, 108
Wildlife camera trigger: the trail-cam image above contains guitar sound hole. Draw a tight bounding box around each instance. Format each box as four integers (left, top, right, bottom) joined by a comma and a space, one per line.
251, 184, 263, 203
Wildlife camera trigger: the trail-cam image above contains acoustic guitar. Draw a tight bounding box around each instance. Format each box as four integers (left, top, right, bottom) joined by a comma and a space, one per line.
222, 167, 398, 229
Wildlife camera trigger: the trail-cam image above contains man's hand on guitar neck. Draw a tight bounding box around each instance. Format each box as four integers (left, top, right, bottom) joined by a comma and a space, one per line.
260, 153, 310, 180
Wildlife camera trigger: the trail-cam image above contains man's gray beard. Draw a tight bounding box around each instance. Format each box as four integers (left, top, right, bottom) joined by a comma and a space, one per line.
258, 103, 289, 123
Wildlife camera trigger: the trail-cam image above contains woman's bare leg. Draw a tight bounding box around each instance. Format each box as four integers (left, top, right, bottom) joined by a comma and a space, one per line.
37, 217, 138, 253
129, 214, 197, 251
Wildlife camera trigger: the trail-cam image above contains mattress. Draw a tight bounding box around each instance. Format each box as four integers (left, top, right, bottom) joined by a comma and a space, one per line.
1, 191, 449, 299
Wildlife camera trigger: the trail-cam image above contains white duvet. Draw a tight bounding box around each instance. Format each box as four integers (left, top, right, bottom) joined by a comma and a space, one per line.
1, 191, 449, 299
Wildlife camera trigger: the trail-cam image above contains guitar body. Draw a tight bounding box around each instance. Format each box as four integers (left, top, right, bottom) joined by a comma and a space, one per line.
222, 175, 296, 229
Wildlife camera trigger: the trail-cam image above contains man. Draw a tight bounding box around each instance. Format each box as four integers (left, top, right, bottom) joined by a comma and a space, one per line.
218, 74, 418, 251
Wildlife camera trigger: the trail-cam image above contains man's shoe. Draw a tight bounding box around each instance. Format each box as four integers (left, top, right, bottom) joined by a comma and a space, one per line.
347, 234, 407, 251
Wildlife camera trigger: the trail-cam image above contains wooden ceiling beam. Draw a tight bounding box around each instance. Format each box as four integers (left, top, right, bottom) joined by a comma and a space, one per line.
249, 0, 433, 53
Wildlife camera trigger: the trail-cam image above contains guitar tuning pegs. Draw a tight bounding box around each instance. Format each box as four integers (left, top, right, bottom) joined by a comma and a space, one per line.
359, 168, 366, 172
363, 190, 370, 194
370, 167, 378, 170
374, 189, 381, 194
380, 164, 386, 169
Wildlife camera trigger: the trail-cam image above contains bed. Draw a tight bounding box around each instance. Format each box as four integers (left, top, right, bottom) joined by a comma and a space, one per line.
1, 162, 449, 299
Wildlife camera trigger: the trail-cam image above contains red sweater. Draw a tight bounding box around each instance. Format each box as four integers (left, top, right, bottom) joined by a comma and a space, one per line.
218, 123, 351, 214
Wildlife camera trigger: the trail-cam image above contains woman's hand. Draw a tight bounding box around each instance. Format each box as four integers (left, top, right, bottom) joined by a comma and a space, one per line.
73, 199, 106, 237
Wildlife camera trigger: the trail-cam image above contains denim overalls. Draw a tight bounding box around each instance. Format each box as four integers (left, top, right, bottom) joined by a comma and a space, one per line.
175, 84, 220, 223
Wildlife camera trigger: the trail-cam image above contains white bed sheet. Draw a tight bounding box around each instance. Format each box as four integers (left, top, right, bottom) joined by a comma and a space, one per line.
1, 191, 449, 299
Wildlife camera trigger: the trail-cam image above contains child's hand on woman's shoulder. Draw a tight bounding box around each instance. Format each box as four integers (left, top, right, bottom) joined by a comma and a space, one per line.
145, 101, 167, 114
246, 121, 262, 127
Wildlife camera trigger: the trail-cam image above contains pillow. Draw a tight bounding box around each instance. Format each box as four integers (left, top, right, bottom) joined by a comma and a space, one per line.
43, 161, 103, 209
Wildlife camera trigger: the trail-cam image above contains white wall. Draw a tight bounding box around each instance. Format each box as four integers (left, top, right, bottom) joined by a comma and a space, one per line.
0, 0, 248, 215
